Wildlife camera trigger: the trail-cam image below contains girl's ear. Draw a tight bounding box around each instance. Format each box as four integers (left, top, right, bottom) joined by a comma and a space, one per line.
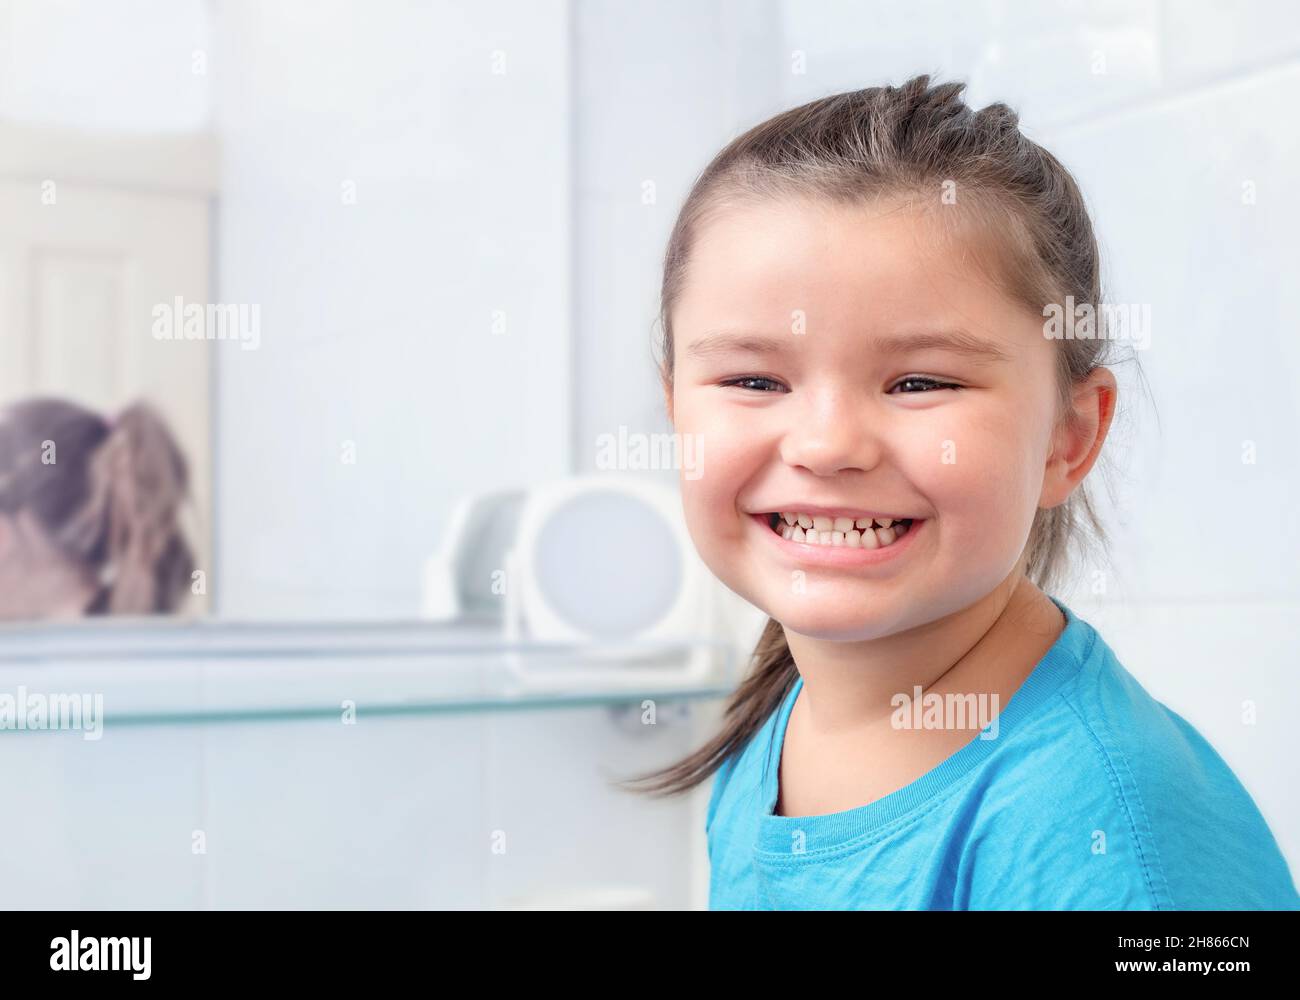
1040, 367, 1117, 509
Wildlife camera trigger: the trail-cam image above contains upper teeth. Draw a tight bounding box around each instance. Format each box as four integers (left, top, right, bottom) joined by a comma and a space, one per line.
782, 512, 900, 530
771, 511, 912, 548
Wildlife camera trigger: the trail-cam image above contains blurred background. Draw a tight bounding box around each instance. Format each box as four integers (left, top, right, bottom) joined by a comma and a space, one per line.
0, 0, 1296, 908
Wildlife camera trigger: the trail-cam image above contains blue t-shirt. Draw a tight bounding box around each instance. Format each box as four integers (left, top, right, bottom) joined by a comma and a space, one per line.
707, 595, 1300, 910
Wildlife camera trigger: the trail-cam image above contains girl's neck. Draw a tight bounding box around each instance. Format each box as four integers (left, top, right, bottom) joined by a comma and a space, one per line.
782, 572, 1065, 740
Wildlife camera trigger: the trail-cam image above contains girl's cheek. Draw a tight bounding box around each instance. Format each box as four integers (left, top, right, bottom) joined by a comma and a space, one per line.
677, 397, 766, 483
910, 430, 1039, 560
680, 443, 753, 531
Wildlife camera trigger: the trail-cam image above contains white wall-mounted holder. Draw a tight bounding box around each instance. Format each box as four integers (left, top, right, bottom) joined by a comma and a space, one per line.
422, 488, 526, 623
423, 474, 720, 691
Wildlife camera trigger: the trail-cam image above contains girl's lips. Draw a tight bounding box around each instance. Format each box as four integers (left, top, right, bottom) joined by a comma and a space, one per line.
749, 512, 925, 567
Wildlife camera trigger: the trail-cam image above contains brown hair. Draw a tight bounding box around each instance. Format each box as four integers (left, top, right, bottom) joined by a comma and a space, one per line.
621, 74, 1141, 800
0, 396, 195, 615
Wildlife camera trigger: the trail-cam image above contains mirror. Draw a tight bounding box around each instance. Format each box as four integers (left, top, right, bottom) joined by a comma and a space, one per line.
0, 1, 584, 624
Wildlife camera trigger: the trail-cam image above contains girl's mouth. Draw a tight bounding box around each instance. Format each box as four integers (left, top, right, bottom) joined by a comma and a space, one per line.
750, 511, 924, 566
765, 512, 914, 547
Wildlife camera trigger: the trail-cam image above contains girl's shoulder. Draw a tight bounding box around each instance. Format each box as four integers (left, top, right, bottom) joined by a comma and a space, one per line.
985, 606, 1300, 910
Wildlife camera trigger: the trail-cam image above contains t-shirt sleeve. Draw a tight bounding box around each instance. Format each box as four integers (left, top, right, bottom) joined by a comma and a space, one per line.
705, 753, 736, 837
969, 686, 1300, 910
1134, 711, 1300, 910
959, 763, 1165, 910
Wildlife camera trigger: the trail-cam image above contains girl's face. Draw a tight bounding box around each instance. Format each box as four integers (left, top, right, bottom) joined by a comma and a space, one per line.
666, 195, 1077, 641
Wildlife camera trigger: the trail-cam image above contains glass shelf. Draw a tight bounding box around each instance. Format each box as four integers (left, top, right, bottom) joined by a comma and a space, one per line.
0, 617, 738, 728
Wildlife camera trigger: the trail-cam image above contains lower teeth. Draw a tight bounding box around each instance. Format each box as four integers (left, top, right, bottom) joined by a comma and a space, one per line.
770, 516, 913, 548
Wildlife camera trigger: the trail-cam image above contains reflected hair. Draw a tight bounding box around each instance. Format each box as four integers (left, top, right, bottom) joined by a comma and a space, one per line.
0, 397, 195, 614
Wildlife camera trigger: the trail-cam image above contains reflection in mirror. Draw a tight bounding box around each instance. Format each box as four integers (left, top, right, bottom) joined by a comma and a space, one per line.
0, 397, 200, 621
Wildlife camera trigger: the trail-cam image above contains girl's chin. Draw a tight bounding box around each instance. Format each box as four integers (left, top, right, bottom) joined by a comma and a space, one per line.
782, 621, 908, 643
763, 598, 915, 641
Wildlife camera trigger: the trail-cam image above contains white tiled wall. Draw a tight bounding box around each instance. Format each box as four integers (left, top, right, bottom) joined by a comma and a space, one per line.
0, 648, 717, 909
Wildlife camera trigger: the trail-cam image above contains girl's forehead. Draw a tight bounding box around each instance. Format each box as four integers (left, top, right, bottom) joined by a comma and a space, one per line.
681, 197, 1026, 332
698, 195, 986, 275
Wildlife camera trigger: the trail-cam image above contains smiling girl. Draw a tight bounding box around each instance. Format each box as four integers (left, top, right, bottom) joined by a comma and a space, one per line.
625, 75, 1299, 910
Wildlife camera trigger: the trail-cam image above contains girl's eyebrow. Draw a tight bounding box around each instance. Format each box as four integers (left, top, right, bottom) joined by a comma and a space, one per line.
684, 328, 1012, 365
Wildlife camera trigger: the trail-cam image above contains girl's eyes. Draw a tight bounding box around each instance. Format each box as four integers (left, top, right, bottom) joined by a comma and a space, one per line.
717, 376, 962, 393
718, 376, 785, 392
890, 376, 963, 394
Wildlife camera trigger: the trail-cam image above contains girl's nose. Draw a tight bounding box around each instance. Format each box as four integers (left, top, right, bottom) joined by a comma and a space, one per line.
778, 396, 882, 477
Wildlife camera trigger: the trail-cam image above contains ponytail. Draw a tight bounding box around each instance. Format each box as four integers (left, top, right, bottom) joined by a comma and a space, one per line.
4, 398, 197, 615
85, 403, 193, 613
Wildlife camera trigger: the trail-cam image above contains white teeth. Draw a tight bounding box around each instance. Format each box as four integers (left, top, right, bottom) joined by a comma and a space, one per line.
767, 510, 916, 549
